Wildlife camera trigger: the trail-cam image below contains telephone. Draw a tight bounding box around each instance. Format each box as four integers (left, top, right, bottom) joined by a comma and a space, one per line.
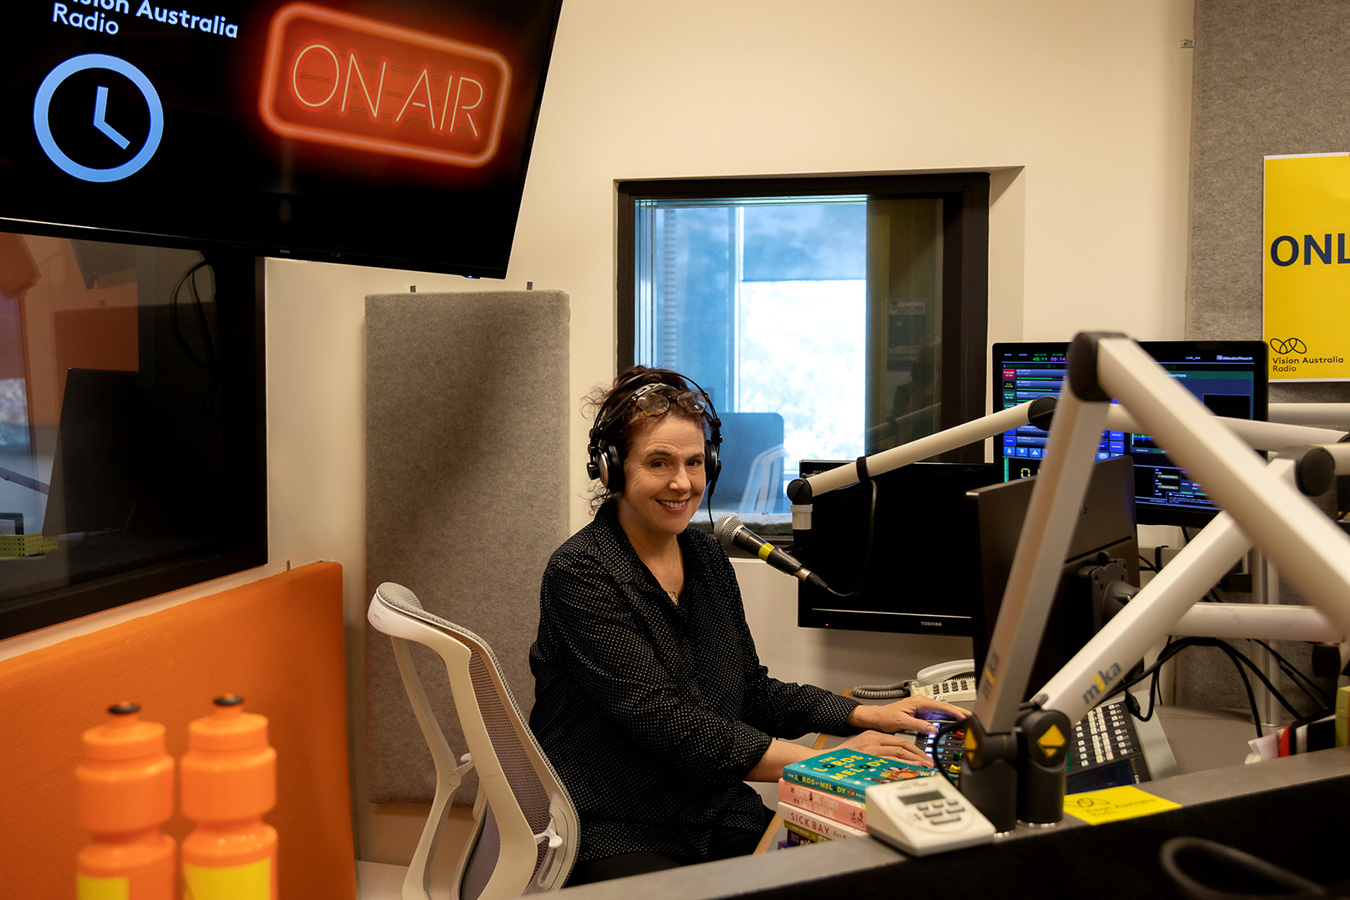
849, 658, 977, 707
905, 659, 977, 706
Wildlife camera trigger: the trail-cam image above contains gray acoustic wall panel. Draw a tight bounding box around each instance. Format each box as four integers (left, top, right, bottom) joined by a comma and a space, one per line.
1190, 0, 1350, 410
364, 291, 569, 804
1186, 2, 1345, 710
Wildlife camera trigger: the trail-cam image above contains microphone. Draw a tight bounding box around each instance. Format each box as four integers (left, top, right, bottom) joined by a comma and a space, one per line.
714, 515, 829, 590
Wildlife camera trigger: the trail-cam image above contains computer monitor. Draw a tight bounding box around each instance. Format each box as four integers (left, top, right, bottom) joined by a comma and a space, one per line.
796, 460, 1001, 636
41, 369, 143, 537
993, 341, 1268, 527
964, 455, 1140, 702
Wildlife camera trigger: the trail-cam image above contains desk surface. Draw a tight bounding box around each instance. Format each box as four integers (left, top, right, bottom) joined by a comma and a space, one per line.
754, 695, 1227, 853
558, 743, 1349, 900
1156, 704, 1261, 772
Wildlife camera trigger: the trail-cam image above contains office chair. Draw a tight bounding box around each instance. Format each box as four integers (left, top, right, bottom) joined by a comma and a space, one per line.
737, 443, 790, 515
367, 583, 578, 900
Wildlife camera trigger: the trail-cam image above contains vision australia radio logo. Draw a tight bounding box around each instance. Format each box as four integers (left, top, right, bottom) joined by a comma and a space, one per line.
1268, 336, 1343, 375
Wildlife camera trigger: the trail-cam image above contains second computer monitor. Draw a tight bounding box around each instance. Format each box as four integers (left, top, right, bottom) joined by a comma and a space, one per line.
965, 454, 1140, 703
993, 340, 1268, 527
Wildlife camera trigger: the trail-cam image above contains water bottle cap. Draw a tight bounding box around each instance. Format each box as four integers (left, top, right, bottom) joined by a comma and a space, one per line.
82, 703, 167, 761
188, 695, 269, 751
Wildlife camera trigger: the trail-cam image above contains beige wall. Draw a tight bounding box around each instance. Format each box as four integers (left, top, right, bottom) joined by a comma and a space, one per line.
519, 0, 1195, 531
513, 0, 1197, 698
0, 0, 1196, 863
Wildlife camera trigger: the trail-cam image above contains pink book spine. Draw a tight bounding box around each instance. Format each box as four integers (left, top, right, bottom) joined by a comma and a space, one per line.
776, 802, 867, 840
777, 779, 867, 830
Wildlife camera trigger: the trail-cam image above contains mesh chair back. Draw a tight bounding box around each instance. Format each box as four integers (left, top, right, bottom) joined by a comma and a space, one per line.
369, 582, 577, 899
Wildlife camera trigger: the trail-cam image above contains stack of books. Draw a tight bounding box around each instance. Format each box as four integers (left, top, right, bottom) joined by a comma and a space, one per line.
777, 750, 934, 847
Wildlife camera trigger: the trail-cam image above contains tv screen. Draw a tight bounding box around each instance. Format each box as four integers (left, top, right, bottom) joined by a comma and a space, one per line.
795, 460, 1001, 636
992, 341, 1268, 527
0, 0, 562, 276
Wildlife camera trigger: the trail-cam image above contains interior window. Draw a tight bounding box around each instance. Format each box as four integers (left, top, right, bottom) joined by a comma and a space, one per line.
0, 230, 265, 636
618, 174, 990, 531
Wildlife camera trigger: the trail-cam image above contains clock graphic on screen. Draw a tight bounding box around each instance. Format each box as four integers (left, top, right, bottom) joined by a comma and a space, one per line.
33, 54, 164, 183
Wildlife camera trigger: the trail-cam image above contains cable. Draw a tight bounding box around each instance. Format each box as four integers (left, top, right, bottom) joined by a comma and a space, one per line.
1117, 636, 1191, 693
704, 470, 717, 530
1121, 635, 1174, 723
1250, 638, 1333, 708
1160, 836, 1333, 899
822, 477, 880, 600
171, 260, 216, 369
1118, 548, 1331, 723
170, 259, 219, 414
848, 681, 910, 701
1116, 636, 1315, 739
1184, 605, 1330, 714
1213, 640, 1263, 738
1191, 583, 1331, 711
1190, 639, 1300, 731
1116, 638, 1192, 723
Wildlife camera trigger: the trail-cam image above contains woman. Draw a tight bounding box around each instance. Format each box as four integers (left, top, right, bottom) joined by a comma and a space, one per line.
529, 367, 967, 885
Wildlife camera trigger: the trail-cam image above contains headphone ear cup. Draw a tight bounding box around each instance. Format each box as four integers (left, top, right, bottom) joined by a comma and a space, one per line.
706, 441, 721, 486
596, 441, 625, 493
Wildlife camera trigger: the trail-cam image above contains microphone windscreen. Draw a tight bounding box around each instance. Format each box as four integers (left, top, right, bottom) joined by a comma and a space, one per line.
713, 514, 743, 549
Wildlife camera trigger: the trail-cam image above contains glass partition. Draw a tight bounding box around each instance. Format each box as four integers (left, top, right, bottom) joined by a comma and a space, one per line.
0, 229, 265, 637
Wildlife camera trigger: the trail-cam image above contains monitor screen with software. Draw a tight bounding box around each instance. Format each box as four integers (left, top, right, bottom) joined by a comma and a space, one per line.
993, 341, 1267, 527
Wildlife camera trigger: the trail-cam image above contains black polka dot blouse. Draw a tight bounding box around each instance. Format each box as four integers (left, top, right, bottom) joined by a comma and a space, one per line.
529, 502, 860, 864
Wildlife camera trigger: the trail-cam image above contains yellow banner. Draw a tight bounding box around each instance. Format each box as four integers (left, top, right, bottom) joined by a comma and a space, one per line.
1264, 153, 1350, 382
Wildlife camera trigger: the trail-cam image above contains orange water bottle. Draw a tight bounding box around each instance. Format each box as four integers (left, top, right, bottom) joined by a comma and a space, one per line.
76, 702, 176, 900
180, 695, 278, 900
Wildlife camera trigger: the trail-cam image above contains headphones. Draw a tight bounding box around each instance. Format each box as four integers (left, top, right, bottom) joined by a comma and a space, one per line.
586, 370, 722, 496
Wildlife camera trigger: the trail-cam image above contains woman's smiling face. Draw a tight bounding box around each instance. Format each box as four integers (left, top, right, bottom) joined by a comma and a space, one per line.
615, 415, 707, 545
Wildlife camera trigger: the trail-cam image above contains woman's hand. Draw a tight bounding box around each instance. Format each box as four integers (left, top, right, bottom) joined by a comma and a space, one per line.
835, 730, 934, 768
846, 696, 970, 736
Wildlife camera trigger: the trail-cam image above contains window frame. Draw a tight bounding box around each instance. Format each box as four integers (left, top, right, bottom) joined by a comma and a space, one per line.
616, 172, 990, 462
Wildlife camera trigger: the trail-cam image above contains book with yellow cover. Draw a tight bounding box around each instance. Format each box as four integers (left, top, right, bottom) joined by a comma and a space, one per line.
782, 750, 933, 801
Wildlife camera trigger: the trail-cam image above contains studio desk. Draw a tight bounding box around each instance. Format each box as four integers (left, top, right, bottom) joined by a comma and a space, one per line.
558, 740, 1350, 900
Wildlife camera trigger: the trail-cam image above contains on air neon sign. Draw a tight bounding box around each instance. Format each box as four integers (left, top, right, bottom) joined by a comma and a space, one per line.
259, 3, 511, 167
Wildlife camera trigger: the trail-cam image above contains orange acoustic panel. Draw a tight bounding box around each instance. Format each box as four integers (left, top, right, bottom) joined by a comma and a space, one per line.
0, 562, 355, 900
259, 2, 511, 167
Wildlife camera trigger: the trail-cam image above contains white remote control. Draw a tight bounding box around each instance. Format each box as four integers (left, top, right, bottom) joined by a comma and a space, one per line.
864, 776, 996, 856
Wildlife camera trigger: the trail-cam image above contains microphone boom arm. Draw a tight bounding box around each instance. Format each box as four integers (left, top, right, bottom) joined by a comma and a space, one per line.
961, 333, 1350, 832
787, 396, 1057, 507
774, 335, 1350, 833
